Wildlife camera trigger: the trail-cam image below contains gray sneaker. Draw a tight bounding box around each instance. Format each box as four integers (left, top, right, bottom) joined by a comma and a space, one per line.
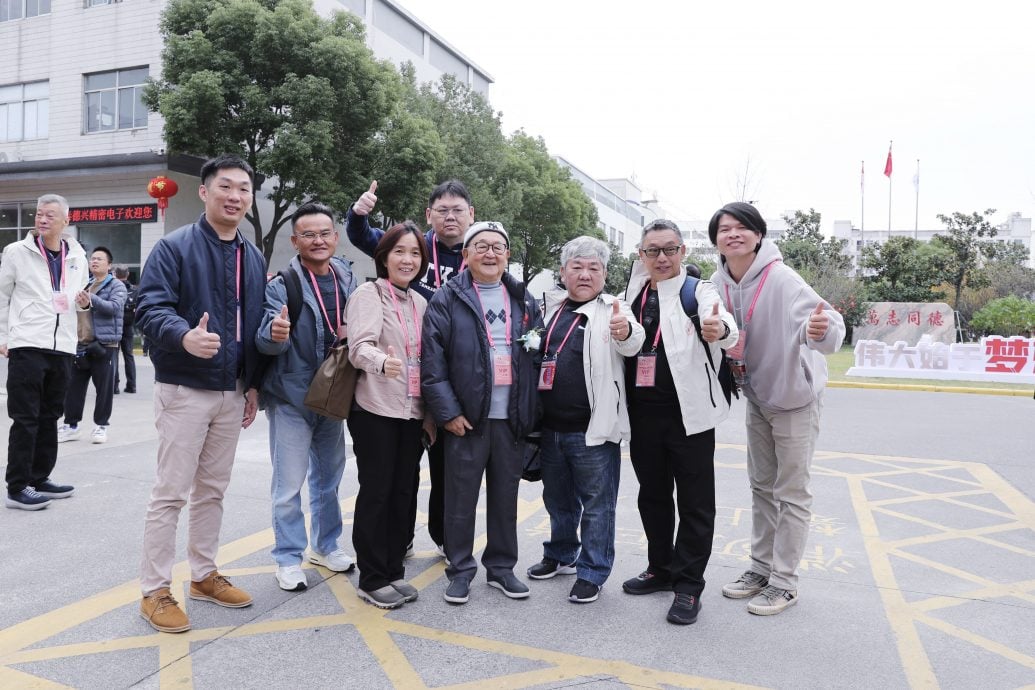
391, 579, 418, 602
747, 585, 798, 615
444, 577, 471, 604
722, 570, 768, 599
357, 585, 405, 609
487, 572, 530, 599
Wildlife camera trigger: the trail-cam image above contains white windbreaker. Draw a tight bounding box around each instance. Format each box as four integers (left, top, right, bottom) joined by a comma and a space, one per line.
542, 289, 645, 446
624, 262, 740, 436
0, 233, 89, 354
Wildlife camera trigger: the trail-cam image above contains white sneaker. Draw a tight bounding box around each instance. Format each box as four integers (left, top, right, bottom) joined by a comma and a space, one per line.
57, 425, 80, 443
91, 426, 108, 444
276, 565, 307, 592
309, 548, 355, 572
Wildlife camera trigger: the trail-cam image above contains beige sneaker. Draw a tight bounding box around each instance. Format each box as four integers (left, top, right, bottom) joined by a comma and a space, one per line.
188, 571, 253, 608
140, 588, 190, 633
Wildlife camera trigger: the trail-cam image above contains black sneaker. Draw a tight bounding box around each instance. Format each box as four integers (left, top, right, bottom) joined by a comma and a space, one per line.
444, 577, 471, 605
568, 578, 600, 603
487, 572, 530, 599
622, 567, 672, 595
5, 488, 52, 511
667, 593, 701, 625
124, 386, 136, 394
33, 479, 75, 499
527, 556, 577, 580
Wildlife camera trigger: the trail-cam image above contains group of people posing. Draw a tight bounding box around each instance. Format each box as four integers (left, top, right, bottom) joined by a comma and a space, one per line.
1, 153, 844, 636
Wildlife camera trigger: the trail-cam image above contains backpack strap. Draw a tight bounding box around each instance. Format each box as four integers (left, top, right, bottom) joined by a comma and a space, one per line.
278, 269, 304, 331
679, 276, 714, 365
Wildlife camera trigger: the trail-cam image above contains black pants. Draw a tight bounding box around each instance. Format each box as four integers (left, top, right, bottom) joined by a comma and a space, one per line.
63, 346, 116, 427
347, 408, 422, 592
407, 431, 445, 547
5, 349, 72, 494
114, 325, 135, 391
628, 404, 716, 597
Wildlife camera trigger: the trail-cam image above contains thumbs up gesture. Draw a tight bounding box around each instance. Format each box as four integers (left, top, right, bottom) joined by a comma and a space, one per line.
354, 180, 378, 216
608, 299, 629, 341
701, 301, 725, 343
807, 303, 829, 341
383, 344, 403, 378
271, 304, 291, 343
182, 312, 221, 359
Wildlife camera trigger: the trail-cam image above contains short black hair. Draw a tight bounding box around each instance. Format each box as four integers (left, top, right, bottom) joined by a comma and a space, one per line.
685, 263, 701, 279
200, 154, 254, 187
291, 201, 336, 229
91, 246, 113, 263
708, 202, 767, 245
428, 180, 471, 208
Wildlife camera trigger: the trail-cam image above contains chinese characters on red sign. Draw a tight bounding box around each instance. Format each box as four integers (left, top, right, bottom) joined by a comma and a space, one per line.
68, 204, 158, 224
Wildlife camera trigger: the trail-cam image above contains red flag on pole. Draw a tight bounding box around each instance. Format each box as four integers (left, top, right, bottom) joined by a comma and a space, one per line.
884, 143, 893, 177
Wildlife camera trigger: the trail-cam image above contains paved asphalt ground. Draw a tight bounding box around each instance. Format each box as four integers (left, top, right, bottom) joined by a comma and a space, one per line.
1, 355, 1033, 689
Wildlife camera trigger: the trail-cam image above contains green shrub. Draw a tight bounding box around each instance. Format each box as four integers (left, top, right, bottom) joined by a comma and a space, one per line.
969, 295, 1035, 337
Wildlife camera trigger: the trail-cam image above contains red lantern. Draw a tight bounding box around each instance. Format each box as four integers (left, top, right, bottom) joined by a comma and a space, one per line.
147, 175, 179, 219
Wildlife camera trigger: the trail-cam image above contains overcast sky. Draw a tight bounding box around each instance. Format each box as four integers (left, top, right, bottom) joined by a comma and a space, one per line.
398, 0, 1035, 233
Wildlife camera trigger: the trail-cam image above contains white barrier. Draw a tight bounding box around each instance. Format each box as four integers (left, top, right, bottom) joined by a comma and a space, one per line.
847, 335, 1035, 384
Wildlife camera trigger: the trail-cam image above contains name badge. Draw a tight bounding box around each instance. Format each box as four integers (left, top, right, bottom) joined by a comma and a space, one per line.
337, 325, 348, 341
493, 352, 513, 385
726, 328, 747, 360
52, 292, 70, 314
635, 353, 657, 387
538, 360, 556, 391
407, 361, 421, 398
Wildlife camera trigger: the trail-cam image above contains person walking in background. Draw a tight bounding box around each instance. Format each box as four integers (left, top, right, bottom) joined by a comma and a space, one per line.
113, 265, 137, 394
708, 202, 845, 616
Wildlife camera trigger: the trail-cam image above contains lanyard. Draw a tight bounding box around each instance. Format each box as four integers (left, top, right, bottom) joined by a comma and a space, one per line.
543, 301, 582, 359
234, 243, 243, 302
724, 260, 779, 326
306, 267, 341, 336
640, 287, 662, 352
472, 282, 511, 350
384, 279, 421, 360
431, 234, 466, 288
36, 236, 65, 290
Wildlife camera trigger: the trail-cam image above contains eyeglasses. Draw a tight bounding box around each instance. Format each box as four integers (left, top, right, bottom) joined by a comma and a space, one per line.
431, 206, 468, 218
295, 230, 336, 241
641, 245, 682, 258
472, 241, 508, 255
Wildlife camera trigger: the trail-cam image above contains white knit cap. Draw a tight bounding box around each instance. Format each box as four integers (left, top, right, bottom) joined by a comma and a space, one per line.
463, 221, 509, 248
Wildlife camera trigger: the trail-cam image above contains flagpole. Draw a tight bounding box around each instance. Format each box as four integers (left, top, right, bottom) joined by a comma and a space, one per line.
886, 141, 893, 240
860, 160, 865, 257
913, 158, 919, 239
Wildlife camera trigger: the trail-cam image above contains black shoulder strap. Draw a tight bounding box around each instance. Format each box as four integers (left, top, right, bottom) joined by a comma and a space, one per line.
679, 275, 718, 370
279, 269, 303, 329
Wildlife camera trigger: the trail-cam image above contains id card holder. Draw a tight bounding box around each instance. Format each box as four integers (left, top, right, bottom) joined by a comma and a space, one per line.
52, 292, 70, 314
538, 359, 556, 391
493, 352, 513, 385
407, 360, 421, 398
726, 328, 747, 360
337, 325, 348, 341
635, 353, 657, 387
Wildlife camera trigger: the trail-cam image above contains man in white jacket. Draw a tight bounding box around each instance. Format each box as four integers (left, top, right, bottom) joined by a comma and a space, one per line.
708, 202, 845, 616
622, 219, 739, 625
1, 194, 89, 510
525, 236, 645, 604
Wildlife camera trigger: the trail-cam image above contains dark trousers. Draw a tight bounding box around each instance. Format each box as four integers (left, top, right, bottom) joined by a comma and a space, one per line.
347, 408, 422, 592
443, 419, 524, 582
407, 432, 445, 547
629, 404, 716, 597
5, 349, 72, 494
114, 325, 136, 391
63, 346, 116, 427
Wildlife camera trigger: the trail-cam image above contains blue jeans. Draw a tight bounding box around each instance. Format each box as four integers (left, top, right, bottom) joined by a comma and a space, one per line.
267, 402, 348, 567
539, 430, 621, 586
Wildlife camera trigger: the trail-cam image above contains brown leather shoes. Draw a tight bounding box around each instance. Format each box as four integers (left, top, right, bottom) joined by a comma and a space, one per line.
140, 588, 190, 633
188, 571, 253, 608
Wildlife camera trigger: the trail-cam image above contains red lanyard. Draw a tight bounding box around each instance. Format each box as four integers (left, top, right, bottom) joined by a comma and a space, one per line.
306, 267, 341, 335
543, 301, 582, 359
640, 287, 662, 352
724, 261, 778, 326
431, 234, 466, 288
472, 282, 511, 350
36, 236, 65, 290
384, 279, 421, 360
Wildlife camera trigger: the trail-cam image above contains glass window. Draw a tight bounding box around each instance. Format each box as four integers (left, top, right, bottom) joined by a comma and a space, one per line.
84, 68, 148, 133
0, 0, 48, 21
0, 202, 36, 253
337, 0, 364, 16
0, 81, 48, 142
76, 224, 141, 271
429, 39, 466, 81
373, 0, 423, 55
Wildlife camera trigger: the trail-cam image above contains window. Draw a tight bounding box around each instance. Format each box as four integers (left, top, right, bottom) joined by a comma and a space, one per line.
0, 81, 48, 142
373, 0, 422, 55
84, 67, 148, 133
0, 202, 36, 252
0, 0, 49, 21
85, 0, 119, 6
429, 39, 466, 81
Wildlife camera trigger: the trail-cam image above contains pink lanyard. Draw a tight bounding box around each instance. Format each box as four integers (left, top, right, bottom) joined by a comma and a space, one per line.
234, 243, 242, 302
472, 282, 511, 350
724, 261, 779, 326
431, 234, 466, 288
543, 301, 582, 359
640, 287, 662, 352
305, 267, 341, 335
385, 279, 421, 360
36, 236, 66, 290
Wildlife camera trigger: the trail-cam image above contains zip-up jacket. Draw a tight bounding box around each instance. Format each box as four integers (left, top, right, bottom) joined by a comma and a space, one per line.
84, 273, 127, 346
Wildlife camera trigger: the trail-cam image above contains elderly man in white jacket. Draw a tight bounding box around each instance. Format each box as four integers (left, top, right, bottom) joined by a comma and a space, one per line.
621, 219, 739, 626
525, 236, 645, 604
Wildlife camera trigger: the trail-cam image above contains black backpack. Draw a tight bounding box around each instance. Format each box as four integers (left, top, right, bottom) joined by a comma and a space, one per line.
123, 282, 138, 325
278, 269, 304, 330
679, 276, 739, 405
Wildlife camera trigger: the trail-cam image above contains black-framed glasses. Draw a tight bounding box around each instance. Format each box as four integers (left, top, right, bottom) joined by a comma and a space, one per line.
641, 245, 682, 258
472, 241, 508, 255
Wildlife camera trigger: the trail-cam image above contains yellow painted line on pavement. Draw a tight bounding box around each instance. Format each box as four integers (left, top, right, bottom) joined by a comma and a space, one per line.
828, 380, 1033, 396
916, 611, 1035, 671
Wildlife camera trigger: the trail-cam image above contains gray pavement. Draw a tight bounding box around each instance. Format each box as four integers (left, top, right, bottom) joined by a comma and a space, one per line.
1, 355, 1033, 689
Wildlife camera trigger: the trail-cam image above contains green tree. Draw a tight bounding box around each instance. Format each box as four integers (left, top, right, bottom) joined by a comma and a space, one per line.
860, 236, 951, 302
969, 295, 1035, 337
145, 0, 404, 262
932, 209, 999, 310
605, 247, 636, 295
777, 208, 852, 276
686, 255, 717, 281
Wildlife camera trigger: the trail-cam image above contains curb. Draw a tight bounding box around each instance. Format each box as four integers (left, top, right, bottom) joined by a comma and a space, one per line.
828, 380, 1033, 397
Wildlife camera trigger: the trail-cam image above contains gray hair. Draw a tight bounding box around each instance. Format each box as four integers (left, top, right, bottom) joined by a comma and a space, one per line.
37, 193, 69, 217
114, 265, 130, 279
640, 218, 682, 243
560, 235, 610, 268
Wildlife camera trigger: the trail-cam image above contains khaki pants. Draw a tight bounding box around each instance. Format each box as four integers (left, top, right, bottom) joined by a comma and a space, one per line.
744, 393, 823, 591
140, 382, 245, 595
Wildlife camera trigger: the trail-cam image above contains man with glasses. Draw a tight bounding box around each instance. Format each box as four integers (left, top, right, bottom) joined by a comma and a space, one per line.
346, 179, 475, 562
256, 202, 358, 593
421, 221, 543, 605
622, 219, 738, 625
1, 194, 89, 510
